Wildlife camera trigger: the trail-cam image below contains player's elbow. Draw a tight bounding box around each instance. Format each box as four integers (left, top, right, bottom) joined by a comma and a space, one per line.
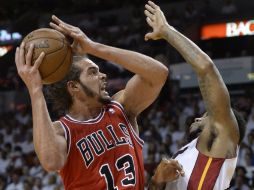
42, 160, 64, 172
156, 65, 169, 84
40, 156, 65, 172
162, 66, 169, 80
197, 55, 214, 76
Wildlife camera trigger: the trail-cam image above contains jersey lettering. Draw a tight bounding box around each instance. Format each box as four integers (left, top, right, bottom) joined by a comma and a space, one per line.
76, 138, 94, 168
76, 123, 133, 168
107, 125, 127, 145
98, 130, 115, 150
87, 133, 105, 156
119, 123, 133, 147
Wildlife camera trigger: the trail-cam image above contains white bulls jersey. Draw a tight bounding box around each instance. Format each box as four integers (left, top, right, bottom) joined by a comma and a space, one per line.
165, 138, 238, 190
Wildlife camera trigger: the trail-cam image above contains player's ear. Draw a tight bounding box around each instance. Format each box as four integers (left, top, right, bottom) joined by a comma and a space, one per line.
67, 80, 79, 93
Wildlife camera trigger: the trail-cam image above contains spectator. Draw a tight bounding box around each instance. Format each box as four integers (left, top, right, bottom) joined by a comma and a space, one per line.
230, 175, 250, 190
6, 169, 23, 190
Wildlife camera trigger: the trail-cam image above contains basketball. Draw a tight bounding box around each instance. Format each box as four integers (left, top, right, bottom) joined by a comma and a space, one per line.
22, 28, 72, 84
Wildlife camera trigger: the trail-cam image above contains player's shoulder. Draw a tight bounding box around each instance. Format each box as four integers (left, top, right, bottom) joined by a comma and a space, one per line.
112, 90, 136, 118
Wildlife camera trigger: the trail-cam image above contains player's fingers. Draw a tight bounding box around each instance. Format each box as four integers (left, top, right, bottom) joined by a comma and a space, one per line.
19, 42, 26, 65
52, 15, 77, 29
59, 23, 78, 35
33, 52, 45, 69
50, 22, 69, 35
145, 4, 155, 14
148, 1, 159, 9
15, 47, 20, 66
146, 17, 154, 28
70, 32, 83, 40
71, 40, 78, 49
165, 160, 180, 169
172, 163, 184, 175
25, 44, 34, 66
176, 170, 182, 178
53, 22, 79, 38
51, 15, 64, 25
144, 10, 155, 21
144, 33, 154, 41
180, 170, 185, 177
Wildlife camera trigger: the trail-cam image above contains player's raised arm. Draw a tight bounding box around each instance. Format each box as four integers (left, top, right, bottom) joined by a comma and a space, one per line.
50, 15, 169, 128
15, 42, 67, 171
144, 1, 239, 146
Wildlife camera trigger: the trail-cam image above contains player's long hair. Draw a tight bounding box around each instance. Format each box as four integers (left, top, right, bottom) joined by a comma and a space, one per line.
45, 56, 85, 117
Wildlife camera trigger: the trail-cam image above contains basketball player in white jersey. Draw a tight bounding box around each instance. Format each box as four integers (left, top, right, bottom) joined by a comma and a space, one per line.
144, 1, 246, 190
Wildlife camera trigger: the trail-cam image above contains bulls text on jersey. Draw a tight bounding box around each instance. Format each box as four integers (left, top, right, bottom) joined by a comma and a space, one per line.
76, 123, 134, 168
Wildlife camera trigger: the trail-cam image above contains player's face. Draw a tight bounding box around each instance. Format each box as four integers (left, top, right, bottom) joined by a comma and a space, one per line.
189, 112, 208, 140
77, 58, 111, 104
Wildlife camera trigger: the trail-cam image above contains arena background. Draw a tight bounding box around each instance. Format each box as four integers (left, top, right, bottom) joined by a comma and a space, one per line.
0, 0, 254, 189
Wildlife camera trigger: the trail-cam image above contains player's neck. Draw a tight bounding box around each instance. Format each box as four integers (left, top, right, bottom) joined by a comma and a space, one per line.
68, 101, 104, 121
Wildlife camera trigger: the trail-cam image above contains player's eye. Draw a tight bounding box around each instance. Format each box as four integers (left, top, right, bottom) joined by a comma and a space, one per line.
92, 70, 97, 75
88, 69, 97, 75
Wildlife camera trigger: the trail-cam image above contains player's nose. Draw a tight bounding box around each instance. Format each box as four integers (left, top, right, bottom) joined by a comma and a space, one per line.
100, 73, 107, 80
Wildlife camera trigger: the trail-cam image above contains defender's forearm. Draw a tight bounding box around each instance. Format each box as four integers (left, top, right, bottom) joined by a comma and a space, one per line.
86, 42, 168, 85
163, 25, 213, 75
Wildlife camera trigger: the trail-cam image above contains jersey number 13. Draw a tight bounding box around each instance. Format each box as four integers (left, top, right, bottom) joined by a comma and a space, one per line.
99, 154, 136, 190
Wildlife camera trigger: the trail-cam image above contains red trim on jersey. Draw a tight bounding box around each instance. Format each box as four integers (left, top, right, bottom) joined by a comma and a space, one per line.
110, 101, 144, 146
64, 108, 105, 124
187, 153, 225, 190
201, 157, 225, 189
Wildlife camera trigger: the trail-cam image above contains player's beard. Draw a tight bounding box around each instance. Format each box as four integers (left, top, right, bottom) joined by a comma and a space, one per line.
79, 81, 111, 105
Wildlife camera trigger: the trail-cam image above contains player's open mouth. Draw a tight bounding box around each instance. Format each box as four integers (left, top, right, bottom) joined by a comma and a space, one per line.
101, 82, 107, 90
101, 82, 108, 94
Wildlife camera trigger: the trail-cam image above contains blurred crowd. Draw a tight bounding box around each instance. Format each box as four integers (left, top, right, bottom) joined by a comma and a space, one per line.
1, 0, 254, 91
0, 0, 254, 189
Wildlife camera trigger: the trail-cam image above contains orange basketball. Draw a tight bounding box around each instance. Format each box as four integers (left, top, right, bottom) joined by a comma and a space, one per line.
22, 28, 72, 84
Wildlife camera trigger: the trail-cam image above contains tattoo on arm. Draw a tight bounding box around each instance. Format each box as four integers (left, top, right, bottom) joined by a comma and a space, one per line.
165, 30, 208, 71
198, 76, 214, 117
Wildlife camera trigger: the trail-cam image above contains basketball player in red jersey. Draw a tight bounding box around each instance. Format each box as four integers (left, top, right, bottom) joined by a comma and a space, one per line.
15, 12, 184, 189
144, 1, 246, 190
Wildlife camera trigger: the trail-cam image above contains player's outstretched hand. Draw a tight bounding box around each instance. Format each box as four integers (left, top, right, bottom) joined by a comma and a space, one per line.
152, 158, 185, 184
50, 15, 93, 55
15, 42, 45, 91
144, 1, 170, 41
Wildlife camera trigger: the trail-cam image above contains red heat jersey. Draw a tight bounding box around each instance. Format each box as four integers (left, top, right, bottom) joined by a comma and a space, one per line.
58, 101, 145, 190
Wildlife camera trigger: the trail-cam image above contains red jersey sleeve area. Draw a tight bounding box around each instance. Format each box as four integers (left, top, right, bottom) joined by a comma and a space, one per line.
58, 101, 145, 190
